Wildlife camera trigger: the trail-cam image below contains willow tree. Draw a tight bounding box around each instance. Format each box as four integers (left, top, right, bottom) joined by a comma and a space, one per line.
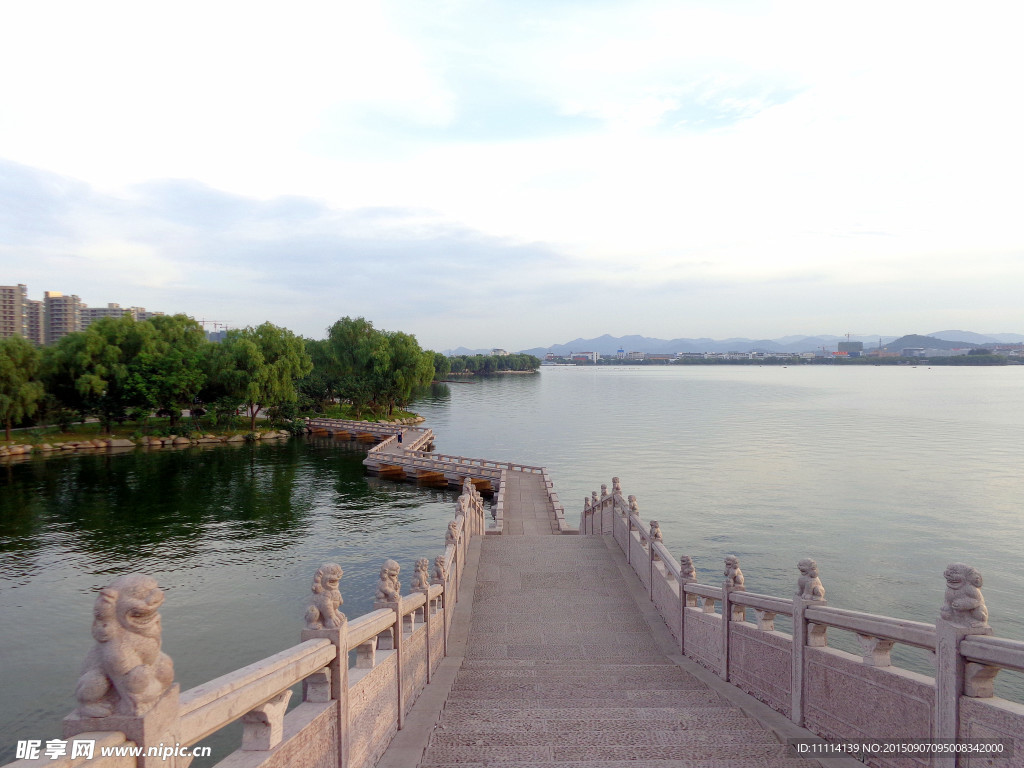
0, 336, 44, 440
41, 316, 151, 431
209, 322, 312, 431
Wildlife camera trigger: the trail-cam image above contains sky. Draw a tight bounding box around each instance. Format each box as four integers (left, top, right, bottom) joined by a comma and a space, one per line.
2, 0, 1023, 352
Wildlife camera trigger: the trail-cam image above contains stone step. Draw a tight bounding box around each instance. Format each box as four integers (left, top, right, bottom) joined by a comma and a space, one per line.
421, 761, 816, 768
448, 688, 720, 700
441, 692, 731, 711
453, 666, 702, 686
435, 710, 763, 732
429, 729, 788, 747
420, 742, 805, 765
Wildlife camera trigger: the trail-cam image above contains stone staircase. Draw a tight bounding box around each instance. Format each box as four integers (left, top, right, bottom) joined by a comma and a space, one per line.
418, 536, 817, 768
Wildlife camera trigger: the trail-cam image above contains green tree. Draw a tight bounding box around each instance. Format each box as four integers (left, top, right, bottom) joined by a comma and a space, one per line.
0, 336, 45, 440
324, 317, 388, 417
433, 352, 451, 380
208, 323, 313, 431
296, 338, 336, 412
127, 315, 208, 428
376, 332, 435, 415
41, 316, 151, 431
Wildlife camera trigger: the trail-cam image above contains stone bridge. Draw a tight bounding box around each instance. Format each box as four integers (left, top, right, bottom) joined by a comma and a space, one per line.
7, 431, 1024, 768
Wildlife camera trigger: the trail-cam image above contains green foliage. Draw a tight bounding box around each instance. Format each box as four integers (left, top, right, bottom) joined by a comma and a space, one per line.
41, 316, 141, 431
0, 336, 45, 440
317, 317, 436, 418
126, 315, 208, 428
446, 353, 541, 374
433, 352, 451, 380
207, 322, 313, 431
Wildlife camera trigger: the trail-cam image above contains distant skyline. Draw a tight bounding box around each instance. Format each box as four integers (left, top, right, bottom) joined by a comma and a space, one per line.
3, 1, 1023, 351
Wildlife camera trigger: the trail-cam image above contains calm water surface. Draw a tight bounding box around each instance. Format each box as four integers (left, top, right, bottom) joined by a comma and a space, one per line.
416, 365, 1024, 688
1, 365, 1023, 757
0, 439, 458, 760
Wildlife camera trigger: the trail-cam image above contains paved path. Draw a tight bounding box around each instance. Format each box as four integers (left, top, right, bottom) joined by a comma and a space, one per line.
500, 470, 560, 535
377, 475, 838, 768
415, 532, 820, 768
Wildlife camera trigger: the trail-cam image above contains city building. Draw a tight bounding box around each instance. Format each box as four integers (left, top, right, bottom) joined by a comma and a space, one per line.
837, 341, 864, 357
0, 284, 29, 340
25, 300, 44, 345
44, 291, 83, 344
80, 303, 161, 329
1, 283, 168, 345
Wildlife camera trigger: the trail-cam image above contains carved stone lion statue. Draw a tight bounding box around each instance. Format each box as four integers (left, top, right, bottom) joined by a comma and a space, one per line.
724, 555, 745, 590
375, 559, 402, 603
649, 520, 663, 543
305, 563, 345, 630
74, 574, 175, 718
940, 563, 989, 628
445, 520, 459, 545
796, 559, 825, 601
679, 555, 697, 583
432, 555, 448, 585
410, 558, 431, 590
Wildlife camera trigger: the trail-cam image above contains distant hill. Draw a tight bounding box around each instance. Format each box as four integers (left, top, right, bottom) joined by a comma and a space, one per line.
887, 334, 977, 351
929, 330, 1024, 344
443, 347, 493, 356
519, 333, 899, 356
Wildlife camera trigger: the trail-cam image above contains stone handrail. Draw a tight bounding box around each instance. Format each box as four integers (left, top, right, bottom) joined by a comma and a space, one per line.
5, 478, 487, 768
380, 445, 546, 475
178, 638, 337, 745
581, 477, 1024, 768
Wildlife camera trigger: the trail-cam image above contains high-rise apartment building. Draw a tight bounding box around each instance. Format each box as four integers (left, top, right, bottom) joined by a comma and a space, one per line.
3, 283, 169, 344
80, 304, 165, 328
0, 284, 29, 339
25, 300, 44, 345
81, 302, 128, 329
44, 291, 83, 344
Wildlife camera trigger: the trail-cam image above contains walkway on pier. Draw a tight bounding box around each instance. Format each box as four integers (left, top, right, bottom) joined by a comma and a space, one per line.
382, 495, 821, 768
499, 470, 561, 535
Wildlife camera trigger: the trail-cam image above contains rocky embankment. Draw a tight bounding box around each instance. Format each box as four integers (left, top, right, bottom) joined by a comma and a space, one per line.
0, 429, 295, 459
2, 416, 427, 459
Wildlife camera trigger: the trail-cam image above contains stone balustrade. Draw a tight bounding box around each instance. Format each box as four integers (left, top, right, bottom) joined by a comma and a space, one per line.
580, 477, 1024, 768
4, 480, 485, 768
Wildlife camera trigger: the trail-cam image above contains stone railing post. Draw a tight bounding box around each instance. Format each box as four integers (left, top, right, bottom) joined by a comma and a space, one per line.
432, 556, 449, 656
791, 559, 826, 727
721, 555, 746, 680
647, 521, 663, 602
678, 556, 697, 656
302, 562, 349, 768
934, 563, 994, 768
241, 690, 292, 751
62, 574, 180, 768
411, 559, 433, 683
374, 558, 405, 729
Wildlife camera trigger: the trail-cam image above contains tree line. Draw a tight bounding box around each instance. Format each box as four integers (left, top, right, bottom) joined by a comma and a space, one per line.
0, 315, 442, 439
447, 353, 541, 375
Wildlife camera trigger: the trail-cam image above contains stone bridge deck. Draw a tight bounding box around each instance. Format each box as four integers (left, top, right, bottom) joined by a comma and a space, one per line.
383, 491, 821, 768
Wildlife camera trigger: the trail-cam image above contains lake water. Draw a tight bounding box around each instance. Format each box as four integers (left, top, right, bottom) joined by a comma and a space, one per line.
1, 364, 1023, 758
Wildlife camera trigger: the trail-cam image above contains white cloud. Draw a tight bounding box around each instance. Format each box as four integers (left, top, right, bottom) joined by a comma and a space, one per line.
2, 0, 1023, 347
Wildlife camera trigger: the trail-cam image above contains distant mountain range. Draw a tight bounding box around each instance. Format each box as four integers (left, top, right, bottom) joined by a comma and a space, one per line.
444, 330, 1024, 357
